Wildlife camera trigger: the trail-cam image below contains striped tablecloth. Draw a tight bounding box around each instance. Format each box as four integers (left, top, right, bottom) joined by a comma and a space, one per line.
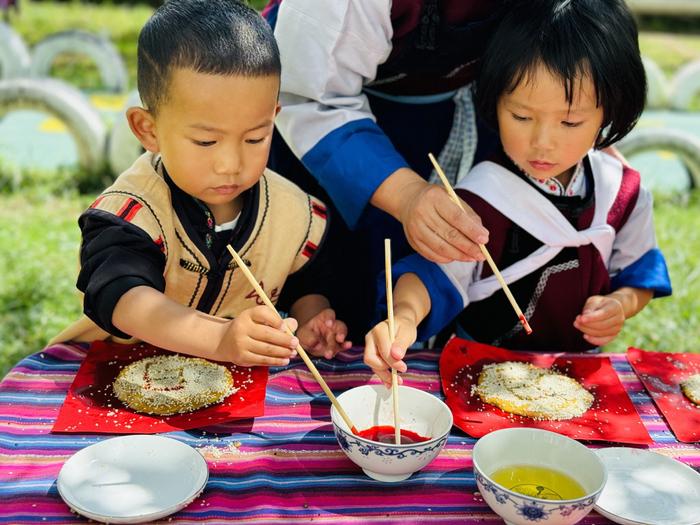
0, 343, 698, 524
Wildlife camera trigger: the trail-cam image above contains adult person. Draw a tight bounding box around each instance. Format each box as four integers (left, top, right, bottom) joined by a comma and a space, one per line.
263, 1, 506, 338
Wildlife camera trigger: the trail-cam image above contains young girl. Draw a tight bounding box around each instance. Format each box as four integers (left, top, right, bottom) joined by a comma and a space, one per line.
364, 0, 672, 385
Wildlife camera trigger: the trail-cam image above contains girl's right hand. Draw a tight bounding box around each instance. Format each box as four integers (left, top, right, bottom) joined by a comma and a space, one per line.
216, 305, 299, 367
364, 316, 417, 387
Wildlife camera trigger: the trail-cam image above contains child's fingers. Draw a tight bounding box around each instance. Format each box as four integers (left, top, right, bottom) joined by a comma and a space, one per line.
583, 333, 615, 347
284, 317, 298, 334
250, 305, 285, 328
244, 352, 293, 367
247, 339, 296, 360
250, 324, 298, 350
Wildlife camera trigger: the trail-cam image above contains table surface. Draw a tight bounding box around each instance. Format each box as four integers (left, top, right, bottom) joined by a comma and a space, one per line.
0, 344, 698, 524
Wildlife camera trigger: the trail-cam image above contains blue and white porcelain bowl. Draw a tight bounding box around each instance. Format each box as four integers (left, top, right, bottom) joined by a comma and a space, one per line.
331, 385, 452, 482
472, 428, 607, 525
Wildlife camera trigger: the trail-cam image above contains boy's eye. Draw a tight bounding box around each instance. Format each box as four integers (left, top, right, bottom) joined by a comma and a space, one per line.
511, 112, 530, 122
245, 137, 265, 145
562, 120, 583, 128
193, 140, 216, 147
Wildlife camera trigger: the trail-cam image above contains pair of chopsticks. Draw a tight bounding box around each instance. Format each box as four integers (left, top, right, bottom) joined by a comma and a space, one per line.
226, 245, 357, 434
428, 153, 532, 335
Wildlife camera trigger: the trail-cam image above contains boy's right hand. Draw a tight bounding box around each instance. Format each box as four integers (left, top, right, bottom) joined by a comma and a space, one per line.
217, 305, 298, 367
364, 316, 417, 387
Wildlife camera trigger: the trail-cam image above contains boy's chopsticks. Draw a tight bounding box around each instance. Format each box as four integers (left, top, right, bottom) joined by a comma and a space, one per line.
428, 153, 533, 335
226, 244, 357, 433
384, 238, 401, 445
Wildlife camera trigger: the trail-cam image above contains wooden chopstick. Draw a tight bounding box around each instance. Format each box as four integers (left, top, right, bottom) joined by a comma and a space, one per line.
428, 153, 533, 335
226, 244, 357, 433
384, 238, 401, 445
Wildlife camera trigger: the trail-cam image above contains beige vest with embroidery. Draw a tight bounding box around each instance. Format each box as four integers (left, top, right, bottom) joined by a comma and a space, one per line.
51, 153, 328, 344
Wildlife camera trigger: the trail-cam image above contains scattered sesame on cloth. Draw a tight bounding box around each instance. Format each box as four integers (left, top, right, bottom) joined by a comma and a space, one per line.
440, 339, 652, 444
628, 347, 700, 443
52, 341, 267, 434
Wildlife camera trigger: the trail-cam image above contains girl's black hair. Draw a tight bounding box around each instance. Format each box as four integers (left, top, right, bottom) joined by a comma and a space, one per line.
137, 0, 280, 114
474, 0, 646, 149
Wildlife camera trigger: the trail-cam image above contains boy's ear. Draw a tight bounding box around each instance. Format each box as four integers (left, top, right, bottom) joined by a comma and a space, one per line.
275, 103, 281, 117
127, 107, 160, 153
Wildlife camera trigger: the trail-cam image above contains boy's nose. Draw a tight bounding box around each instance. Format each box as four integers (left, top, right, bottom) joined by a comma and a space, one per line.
214, 149, 241, 176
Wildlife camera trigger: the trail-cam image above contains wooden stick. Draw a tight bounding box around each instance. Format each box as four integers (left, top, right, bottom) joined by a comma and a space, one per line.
226, 244, 357, 433
384, 238, 401, 445
428, 153, 533, 335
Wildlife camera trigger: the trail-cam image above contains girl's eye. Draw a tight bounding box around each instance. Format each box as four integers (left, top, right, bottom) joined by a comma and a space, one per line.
511, 113, 530, 122
193, 140, 216, 147
562, 121, 583, 128
245, 137, 265, 145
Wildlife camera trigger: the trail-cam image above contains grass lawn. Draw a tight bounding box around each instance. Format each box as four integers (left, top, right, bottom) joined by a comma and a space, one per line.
0, 1, 698, 377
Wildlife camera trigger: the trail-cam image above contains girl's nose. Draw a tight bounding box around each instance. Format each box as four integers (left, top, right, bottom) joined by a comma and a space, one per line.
531, 124, 555, 151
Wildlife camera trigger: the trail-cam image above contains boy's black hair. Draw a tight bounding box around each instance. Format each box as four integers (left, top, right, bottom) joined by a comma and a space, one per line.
137, 0, 280, 114
474, 0, 645, 149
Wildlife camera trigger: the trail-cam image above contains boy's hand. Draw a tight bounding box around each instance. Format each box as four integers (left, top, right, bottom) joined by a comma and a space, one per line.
296, 308, 352, 359
217, 305, 298, 367
573, 294, 625, 346
364, 315, 417, 387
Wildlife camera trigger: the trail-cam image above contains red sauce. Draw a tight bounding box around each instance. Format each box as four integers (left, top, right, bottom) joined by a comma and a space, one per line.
356, 425, 431, 444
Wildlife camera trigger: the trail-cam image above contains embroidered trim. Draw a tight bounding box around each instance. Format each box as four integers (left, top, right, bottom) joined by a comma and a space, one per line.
179, 259, 209, 274
492, 259, 580, 345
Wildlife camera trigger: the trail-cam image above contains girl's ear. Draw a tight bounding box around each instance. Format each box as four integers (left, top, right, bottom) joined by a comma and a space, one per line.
127, 107, 160, 153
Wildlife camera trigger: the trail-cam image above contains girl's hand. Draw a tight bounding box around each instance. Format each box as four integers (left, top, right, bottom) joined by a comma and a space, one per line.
296, 308, 352, 359
216, 305, 298, 367
573, 294, 625, 346
364, 315, 417, 387
399, 181, 488, 264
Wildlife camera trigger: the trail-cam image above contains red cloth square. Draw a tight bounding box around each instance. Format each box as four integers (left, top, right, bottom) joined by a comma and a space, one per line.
52, 341, 268, 434
627, 347, 700, 443
439, 339, 651, 444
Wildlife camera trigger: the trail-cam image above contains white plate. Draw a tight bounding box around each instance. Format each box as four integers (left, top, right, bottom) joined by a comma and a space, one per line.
57, 435, 208, 524
594, 447, 700, 525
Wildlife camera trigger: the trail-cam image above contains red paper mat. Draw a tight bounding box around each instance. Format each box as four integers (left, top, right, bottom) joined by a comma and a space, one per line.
53, 341, 268, 434
439, 339, 651, 444
627, 347, 700, 443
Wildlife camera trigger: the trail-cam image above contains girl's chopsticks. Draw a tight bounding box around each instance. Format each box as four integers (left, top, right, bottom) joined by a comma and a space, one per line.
428, 153, 532, 335
226, 244, 357, 433
384, 238, 401, 445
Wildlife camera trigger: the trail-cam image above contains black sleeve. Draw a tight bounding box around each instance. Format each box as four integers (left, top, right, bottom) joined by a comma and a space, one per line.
276, 229, 332, 313
77, 208, 166, 337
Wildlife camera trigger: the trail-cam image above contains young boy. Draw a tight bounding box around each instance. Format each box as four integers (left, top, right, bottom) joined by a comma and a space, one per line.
52, 0, 350, 366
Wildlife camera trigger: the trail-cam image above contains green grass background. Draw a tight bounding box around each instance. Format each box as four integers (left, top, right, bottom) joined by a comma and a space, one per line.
0, 1, 698, 377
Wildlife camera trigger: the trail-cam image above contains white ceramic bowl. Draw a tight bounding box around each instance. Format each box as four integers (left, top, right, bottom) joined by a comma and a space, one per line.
330, 385, 452, 482
472, 428, 606, 525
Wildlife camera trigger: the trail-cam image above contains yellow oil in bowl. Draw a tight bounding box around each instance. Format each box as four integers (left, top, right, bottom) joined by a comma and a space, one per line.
490, 465, 586, 500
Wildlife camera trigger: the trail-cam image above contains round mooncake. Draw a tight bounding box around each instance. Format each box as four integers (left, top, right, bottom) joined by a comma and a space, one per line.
475, 361, 593, 420
113, 355, 235, 416
680, 373, 700, 406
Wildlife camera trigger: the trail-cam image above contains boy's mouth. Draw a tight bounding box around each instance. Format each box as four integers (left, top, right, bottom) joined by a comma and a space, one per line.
213, 184, 240, 195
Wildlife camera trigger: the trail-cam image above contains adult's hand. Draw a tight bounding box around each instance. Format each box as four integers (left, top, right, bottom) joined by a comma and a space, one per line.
372, 167, 489, 263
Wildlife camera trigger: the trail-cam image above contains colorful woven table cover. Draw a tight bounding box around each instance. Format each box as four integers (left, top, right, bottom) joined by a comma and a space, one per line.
0, 343, 698, 524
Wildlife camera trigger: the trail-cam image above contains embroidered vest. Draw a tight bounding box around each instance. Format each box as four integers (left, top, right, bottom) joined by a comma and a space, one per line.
52, 153, 327, 344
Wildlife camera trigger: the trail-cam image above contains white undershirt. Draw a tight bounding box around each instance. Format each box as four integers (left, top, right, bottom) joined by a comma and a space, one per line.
214, 214, 240, 232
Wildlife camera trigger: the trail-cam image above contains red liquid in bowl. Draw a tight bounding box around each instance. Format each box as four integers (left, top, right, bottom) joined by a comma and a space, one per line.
356, 425, 430, 444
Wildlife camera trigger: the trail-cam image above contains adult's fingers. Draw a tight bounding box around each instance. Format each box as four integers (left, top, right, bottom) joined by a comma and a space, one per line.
435, 196, 487, 260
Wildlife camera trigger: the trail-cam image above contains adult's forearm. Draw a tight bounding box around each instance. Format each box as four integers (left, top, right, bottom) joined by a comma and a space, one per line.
370, 167, 427, 220
112, 286, 228, 360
